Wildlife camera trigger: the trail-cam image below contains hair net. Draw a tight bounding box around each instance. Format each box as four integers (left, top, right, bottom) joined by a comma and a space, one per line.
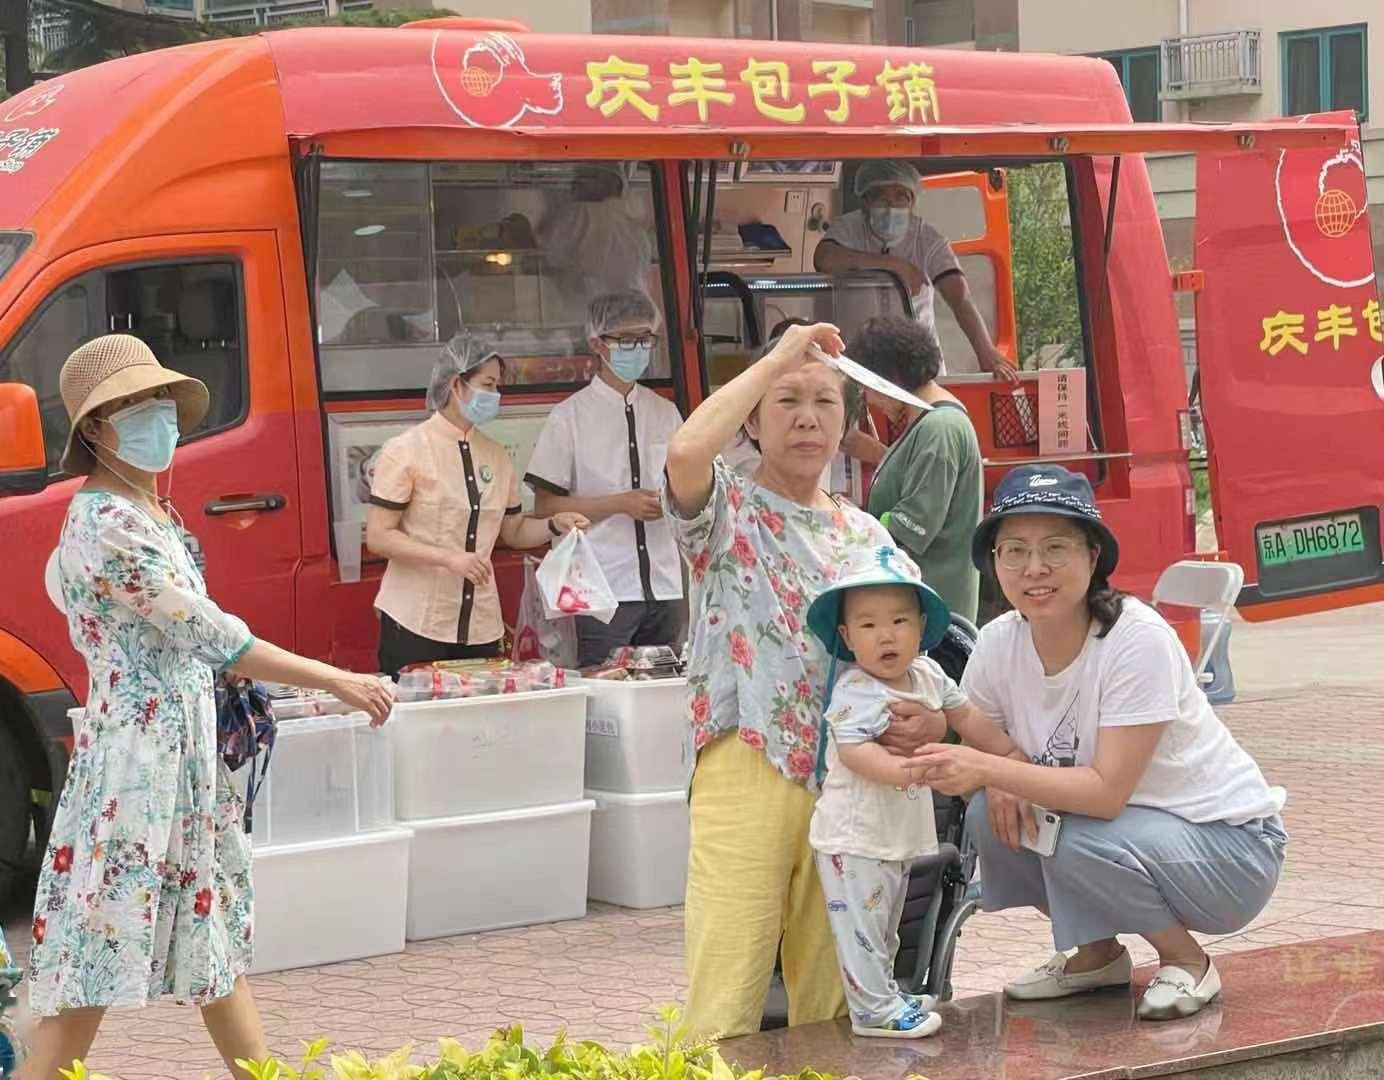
853, 159, 922, 200
425, 334, 503, 412
586, 290, 662, 343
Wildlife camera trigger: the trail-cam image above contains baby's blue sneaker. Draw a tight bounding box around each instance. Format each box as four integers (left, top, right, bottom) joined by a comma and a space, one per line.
851, 1005, 942, 1039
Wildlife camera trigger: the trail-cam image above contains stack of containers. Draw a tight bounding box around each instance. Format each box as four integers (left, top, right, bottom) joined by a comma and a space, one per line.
582, 673, 693, 909
244, 706, 412, 974
388, 679, 594, 940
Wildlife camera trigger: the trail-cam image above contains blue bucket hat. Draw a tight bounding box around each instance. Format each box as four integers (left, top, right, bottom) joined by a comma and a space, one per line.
971, 464, 1119, 578
806, 545, 951, 661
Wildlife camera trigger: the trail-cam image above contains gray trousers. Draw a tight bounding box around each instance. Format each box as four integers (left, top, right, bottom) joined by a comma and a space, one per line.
814, 851, 913, 1027
966, 792, 1287, 953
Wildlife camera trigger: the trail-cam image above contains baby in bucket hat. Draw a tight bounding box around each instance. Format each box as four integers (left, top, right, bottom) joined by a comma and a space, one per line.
804, 544, 1023, 1039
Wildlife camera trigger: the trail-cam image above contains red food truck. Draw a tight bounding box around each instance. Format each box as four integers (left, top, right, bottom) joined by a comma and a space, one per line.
0, 18, 1378, 896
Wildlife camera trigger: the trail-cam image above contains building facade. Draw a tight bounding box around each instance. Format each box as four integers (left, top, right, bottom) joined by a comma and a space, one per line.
909, 0, 1383, 322
72, 0, 911, 39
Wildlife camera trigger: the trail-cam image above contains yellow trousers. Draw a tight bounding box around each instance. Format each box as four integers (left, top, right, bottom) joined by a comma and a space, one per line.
682, 733, 846, 1041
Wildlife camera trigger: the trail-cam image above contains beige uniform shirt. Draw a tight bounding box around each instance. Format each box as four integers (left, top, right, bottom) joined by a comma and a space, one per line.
370, 411, 522, 645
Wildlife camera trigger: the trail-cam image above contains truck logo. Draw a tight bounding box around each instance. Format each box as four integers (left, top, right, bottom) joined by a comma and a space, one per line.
1274, 118, 1374, 289
1, 81, 63, 123
431, 31, 564, 129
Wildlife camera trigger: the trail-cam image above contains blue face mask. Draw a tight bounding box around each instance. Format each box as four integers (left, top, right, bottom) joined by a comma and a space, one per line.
868, 207, 912, 245
608, 343, 652, 383
98, 398, 179, 473
459, 386, 501, 427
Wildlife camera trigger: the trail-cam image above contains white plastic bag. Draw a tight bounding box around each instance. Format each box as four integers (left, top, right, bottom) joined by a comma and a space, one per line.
536, 530, 618, 625
512, 557, 579, 668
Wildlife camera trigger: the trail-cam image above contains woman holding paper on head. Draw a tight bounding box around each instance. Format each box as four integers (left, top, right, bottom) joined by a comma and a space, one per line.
662, 322, 949, 1041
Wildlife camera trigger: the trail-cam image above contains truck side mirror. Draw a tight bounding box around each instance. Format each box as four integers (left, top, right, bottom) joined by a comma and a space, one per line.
0, 382, 49, 496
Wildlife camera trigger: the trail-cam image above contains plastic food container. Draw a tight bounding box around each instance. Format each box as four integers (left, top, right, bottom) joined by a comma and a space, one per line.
250, 826, 412, 974
249, 713, 393, 846
582, 677, 692, 793
405, 800, 594, 940
389, 686, 588, 819
586, 788, 689, 909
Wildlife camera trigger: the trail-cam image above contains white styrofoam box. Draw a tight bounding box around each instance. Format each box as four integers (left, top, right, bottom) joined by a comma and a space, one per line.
405, 799, 594, 940
249, 827, 411, 974
586, 788, 689, 910
582, 678, 692, 794
389, 687, 588, 820
251, 713, 393, 847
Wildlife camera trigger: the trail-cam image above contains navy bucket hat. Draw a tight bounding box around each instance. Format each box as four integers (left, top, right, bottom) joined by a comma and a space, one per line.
807, 545, 952, 660
972, 464, 1120, 578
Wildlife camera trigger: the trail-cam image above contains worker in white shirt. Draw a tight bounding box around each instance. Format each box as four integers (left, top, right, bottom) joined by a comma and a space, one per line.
540, 163, 655, 302
814, 160, 1019, 381
526, 290, 686, 667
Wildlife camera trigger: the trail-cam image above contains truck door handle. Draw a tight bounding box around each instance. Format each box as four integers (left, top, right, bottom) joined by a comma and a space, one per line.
205, 494, 287, 516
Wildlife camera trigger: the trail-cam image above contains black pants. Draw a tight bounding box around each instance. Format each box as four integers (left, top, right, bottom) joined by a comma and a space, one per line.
575, 599, 686, 669
377, 612, 502, 679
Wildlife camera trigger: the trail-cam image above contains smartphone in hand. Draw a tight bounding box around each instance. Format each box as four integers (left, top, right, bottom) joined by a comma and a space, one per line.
1020, 805, 1062, 857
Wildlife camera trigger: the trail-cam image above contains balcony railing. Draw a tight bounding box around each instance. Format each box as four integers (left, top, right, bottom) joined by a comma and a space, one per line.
1161, 30, 1261, 100
28, 11, 70, 56
204, 0, 331, 24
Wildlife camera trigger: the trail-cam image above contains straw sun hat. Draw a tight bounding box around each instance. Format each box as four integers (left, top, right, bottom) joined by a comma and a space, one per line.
59, 335, 209, 475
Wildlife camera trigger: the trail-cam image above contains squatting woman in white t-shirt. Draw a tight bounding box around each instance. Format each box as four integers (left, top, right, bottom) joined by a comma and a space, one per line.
913, 464, 1286, 1023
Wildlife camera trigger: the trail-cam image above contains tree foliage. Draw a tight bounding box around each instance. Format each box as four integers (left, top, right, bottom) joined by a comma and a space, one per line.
2, 0, 446, 96
1006, 163, 1086, 368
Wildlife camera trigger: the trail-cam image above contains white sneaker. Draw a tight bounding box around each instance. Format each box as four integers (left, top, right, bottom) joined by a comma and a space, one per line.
1004, 948, 1133, 1001
851, 1006, 943, 1039
1137, 959, 1221, 1021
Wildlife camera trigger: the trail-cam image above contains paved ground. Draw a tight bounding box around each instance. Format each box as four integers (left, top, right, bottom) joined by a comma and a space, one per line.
6, 602, 1384, 1077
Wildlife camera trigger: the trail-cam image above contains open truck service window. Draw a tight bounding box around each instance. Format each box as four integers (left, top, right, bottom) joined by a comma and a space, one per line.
315, 160, 673, 397
692, 158, 1093, 430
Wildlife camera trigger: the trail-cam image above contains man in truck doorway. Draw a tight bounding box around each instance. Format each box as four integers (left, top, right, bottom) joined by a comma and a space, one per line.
814, 159, 1018, 382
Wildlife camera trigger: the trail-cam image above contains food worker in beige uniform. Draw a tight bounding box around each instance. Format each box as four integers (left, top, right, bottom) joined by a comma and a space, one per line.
366, 335, 588, 677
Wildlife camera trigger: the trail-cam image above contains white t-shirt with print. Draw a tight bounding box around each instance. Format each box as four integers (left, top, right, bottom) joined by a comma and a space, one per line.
961, 598, 1285, 826
810, 657, 966, 861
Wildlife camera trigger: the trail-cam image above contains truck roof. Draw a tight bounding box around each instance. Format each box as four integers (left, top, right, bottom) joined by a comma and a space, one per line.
0, 25, 1356, 269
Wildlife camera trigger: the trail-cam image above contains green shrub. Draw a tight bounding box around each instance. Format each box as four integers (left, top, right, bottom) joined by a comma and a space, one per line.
60, 1006, 930, 1080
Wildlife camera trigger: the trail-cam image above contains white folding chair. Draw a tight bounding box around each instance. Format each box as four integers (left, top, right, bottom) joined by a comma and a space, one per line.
1152, 560, 1245, 683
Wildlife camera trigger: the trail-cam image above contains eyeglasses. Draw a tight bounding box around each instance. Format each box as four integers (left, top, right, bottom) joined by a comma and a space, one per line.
993, 537, 1085, 572
601, 333, 659, 349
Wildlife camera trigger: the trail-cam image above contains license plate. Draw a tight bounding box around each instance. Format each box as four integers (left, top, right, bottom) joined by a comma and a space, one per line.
1257, 513, 1366, 567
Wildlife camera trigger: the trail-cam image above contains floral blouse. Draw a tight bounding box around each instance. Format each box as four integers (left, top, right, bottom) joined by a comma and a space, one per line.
664, 458, 890, 789
27, 491, 255, 1016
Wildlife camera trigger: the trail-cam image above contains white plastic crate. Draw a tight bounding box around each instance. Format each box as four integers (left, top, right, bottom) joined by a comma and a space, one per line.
405, 799, 594, 940
586, 788, 689, 909
389, 687, 588, 820
249, 827, 411, 974
582, 678, 692, 794
250, 713, 393, 846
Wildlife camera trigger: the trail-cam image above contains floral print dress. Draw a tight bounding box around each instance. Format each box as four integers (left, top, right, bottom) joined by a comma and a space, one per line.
664, 459, 890, 789
27, 491, 255, 1016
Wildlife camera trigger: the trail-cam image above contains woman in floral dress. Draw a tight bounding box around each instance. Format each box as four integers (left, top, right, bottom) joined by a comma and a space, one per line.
20, 336, 392, 1080
662, 323, 949, 1040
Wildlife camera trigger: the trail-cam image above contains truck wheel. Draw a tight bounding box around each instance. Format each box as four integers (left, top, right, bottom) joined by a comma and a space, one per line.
0, 723, 29, 907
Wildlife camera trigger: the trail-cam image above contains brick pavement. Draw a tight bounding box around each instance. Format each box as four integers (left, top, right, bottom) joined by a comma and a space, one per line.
6, 620, 1384, 1077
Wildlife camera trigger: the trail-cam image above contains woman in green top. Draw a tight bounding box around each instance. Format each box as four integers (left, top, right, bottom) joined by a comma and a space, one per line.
854, 316, 984, 623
